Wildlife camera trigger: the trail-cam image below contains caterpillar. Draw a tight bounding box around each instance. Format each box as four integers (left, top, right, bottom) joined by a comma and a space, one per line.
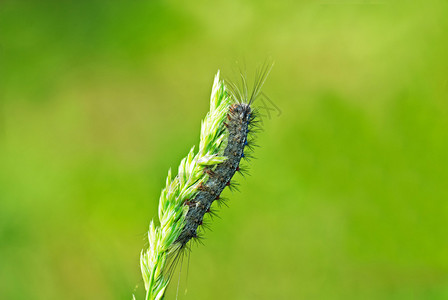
176, 102, 254, 246
138, 65, 271, 300
176, 65, 272, 249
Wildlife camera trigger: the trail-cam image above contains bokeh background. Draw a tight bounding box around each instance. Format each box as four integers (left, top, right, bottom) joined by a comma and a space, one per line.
1, 0, 448, 299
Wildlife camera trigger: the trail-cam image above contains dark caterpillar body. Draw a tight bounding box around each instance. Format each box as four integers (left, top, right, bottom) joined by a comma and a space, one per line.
176, 103, 254, 247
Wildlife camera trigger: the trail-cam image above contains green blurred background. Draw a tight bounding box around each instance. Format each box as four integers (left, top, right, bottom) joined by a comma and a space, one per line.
1, 0, 448, 299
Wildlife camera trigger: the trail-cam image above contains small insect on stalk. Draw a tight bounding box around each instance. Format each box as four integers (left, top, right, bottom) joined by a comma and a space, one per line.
136, 66, 271, 300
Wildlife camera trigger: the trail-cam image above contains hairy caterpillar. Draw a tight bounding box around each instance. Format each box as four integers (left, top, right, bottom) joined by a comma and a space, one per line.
176, 102, 254, 246
175, 66, 271, 250
138, 65, 271, 300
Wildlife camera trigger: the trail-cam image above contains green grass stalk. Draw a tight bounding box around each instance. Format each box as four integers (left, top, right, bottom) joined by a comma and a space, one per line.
135, 72, 231, 300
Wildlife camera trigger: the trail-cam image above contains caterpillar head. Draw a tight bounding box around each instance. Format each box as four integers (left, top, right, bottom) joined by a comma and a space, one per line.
230, 103, 252, 124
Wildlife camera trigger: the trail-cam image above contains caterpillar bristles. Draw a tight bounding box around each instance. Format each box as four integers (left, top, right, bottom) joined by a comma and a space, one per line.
164, 247, 185, 281
236, 165, 250, 177
197, 218, 212, 233
227, 180, 240, 193
206, 207, 220, 219
190, 233, 205, 247
215, 195, 229, 208
249, 121, 263, 132
241, 152, 256, 162
137, 66, 271, 300
245, 141, 259, 152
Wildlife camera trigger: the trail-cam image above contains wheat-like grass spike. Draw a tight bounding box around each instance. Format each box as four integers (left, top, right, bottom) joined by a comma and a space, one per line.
136, 67, 271, 299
